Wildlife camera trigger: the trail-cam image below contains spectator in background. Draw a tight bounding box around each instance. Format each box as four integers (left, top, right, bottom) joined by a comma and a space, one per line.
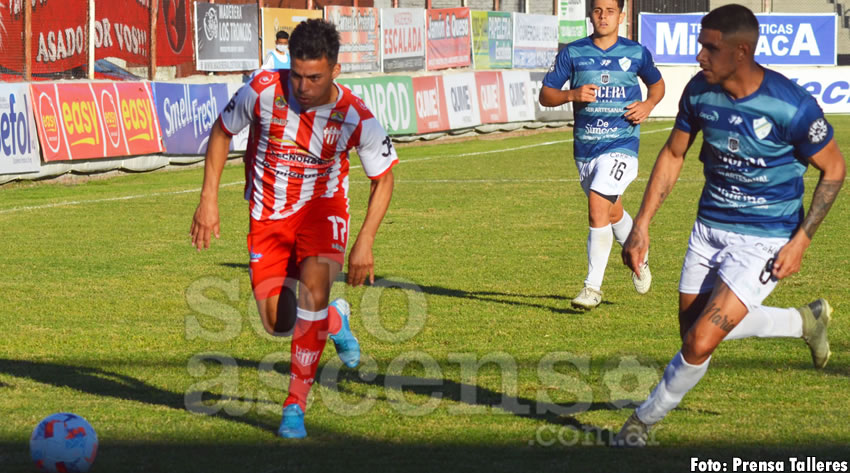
263, 30, 291, 70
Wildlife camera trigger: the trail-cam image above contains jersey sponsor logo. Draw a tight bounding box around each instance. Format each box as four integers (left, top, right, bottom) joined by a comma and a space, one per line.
719, 184, 768, 208
619, 57, 631, 71
699, 110, 719, 122
274, 95, 287, 109
727, 136, 739, 152
271, 117, 287, 127
577, 58, 595, 66
728, 114, 743, 126
249, 247, 263, 263
808, 117, 828, 144
585, 118, 619, 135
753, 117, 772, 140
596, 86, 626, 99
601, 73, 610, 85
294, 347, 321, 367
330, 111, 345, 123
716, 148, 767, 168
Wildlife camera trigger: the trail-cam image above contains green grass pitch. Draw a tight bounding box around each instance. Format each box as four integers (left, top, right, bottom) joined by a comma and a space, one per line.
1, 118, 848, 472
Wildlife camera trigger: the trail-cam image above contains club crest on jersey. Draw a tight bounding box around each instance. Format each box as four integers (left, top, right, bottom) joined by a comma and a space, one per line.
325, 127, 342, 146
753, 117, 772, 140
274, 95, 287, 109
601, 73, 610, 85
330, 111, 345, 123
619, 57, 631, 71
728, 136, 740, 152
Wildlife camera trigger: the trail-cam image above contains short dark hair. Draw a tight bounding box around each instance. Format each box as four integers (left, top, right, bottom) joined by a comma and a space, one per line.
275, 30, 289, 41
289, 19, 340, 64
701, 4, 759, 41
592, 0, 625, 11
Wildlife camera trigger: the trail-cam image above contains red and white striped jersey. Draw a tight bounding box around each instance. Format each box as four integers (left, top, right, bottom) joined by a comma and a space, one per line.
219, 70, 398, 221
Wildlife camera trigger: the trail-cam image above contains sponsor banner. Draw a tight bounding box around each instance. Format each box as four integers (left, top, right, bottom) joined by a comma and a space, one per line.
557, 0, 586, 44
31, 82, 164, 161
338, 77, 417, 135
782, 66, 850, 114
529, 71, 573, 121
325, 6, 381, 74
225, 83, 250, 152
411, 75, 450, 134
0, 84, 41, 175
195, 2, 260, 71
501, 70, 535, 122
513, 13, 559, 69
639, 13, 837, 66
152, 82, 230, 155
426, 7, 472, 70
261, 8, 323, 55
381, 8, 426, 73
474, 71, 507, 124
441, 72, 481, 130
159, 0, 195, 66
471, 11, 512, 70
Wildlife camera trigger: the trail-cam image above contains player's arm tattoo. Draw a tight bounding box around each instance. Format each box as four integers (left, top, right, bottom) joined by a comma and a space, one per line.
801, 178, 843, 239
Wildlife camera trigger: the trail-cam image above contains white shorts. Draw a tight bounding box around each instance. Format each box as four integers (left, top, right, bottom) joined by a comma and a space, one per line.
576, 153, 639, 199
679, 220, 790, 309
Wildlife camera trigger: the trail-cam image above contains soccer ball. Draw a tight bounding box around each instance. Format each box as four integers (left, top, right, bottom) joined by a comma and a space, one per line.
30, 413, 98, 473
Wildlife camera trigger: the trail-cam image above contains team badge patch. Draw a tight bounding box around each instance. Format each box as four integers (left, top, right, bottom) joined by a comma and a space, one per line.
619, 57, 631, 71
728, 137, 740, 152
330, 111, 345, 123
274, 95, 287, 109
753, 117, 772, 140
808, 118, 828, 144
601, 73, 610, 85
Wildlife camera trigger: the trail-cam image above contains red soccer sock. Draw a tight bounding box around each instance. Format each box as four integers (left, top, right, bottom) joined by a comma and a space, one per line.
284, 307, 329, 411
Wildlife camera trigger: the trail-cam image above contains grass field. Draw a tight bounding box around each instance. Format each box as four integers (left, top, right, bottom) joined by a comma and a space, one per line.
1, 117, 849, 472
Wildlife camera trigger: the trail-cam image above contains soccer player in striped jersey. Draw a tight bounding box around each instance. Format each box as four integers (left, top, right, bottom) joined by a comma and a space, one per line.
540, 0, 665, 310
615, 5, 845, 447
190, 19, 398, 439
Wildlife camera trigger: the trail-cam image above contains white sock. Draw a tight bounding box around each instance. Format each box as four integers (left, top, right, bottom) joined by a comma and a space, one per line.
611, 211, 633, 247
724, 306, 803, 340
636, 351, 710, 425
585, 225, 613, 290
296, 307, 328, 321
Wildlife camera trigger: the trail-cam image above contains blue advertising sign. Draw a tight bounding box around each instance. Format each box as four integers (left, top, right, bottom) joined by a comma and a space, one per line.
639, 13, 837, 66
152, 82, 230, 155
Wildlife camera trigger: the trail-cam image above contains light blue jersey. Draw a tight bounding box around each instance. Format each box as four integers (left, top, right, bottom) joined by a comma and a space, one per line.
676, 68, 834, 238
543, 36, 662, 162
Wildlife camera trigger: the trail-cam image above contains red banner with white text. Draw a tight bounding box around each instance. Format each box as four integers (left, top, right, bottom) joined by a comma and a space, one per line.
426, 7, 471, 71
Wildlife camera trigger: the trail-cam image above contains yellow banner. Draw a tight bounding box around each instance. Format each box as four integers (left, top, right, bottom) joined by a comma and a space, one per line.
261, 8, 324, 54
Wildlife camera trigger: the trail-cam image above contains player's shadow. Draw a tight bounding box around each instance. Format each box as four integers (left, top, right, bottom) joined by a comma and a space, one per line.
0, 358, 284, 435
367, 276, 597, 315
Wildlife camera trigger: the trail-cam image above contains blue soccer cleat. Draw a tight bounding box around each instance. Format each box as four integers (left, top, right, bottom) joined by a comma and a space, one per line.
329, 298, 360, 368
278, 404, 307, 439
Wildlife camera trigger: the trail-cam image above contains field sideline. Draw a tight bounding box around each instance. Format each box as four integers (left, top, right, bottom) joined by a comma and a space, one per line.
1, 118, 848, 472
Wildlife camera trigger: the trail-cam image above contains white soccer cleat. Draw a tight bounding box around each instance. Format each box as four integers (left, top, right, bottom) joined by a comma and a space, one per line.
571, 286, 603, 310
632, 257, 652, 295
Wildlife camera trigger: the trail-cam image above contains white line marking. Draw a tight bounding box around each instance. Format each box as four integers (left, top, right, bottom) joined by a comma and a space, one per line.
0, 126, 686, 215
